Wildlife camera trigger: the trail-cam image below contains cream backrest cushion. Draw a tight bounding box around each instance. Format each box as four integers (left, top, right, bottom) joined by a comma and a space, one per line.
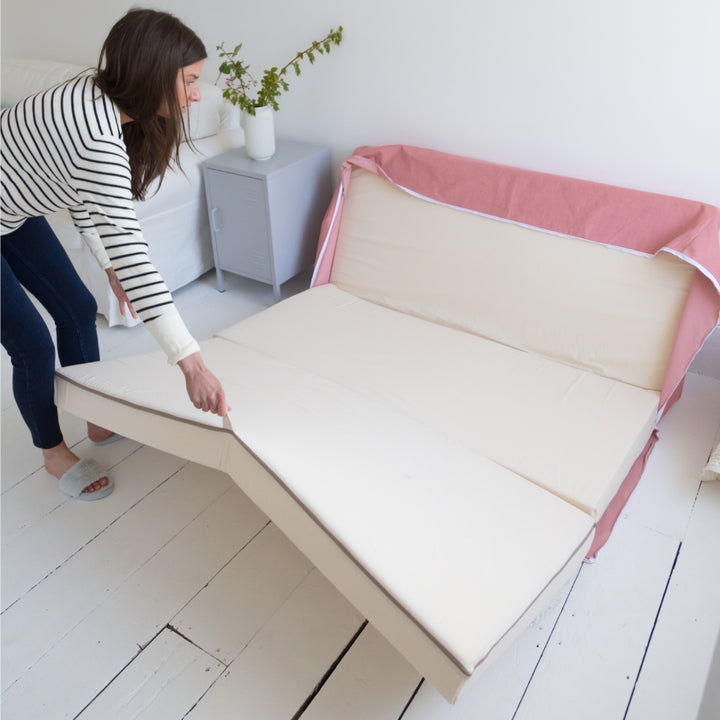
330, 168, 695, 391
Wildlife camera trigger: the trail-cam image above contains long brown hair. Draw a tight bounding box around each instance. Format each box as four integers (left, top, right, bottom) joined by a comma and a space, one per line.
95, 8, 206, 200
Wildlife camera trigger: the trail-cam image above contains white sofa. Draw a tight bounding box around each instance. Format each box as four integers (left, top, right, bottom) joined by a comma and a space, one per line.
55, 145, 720, 703
0, 57, 244, 326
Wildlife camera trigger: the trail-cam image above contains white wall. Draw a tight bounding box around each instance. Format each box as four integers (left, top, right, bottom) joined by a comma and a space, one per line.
3, 0, 719, 373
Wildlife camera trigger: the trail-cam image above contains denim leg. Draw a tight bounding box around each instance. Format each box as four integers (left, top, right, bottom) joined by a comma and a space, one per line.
1, 253, 64, 448
1, 217, 100, 448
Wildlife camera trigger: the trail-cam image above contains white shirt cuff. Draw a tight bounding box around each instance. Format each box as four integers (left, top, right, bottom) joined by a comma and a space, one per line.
144, 307, 201, 365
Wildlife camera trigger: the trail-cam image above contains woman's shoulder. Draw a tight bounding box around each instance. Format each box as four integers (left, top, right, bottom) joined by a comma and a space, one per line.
69, 74, 124, 140
5, 73, 123, 144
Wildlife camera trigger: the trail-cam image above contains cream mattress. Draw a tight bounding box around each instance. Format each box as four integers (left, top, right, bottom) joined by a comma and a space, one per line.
55, 284, 660, 700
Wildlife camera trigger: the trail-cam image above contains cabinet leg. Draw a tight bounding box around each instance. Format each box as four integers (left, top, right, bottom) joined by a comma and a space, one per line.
216, 267, 226, 293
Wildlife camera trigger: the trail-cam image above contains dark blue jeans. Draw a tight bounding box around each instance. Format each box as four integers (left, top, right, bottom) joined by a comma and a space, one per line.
1, 217, 99, 449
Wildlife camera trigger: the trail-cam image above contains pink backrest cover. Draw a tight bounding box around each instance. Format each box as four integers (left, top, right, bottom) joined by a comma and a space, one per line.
312, 145, 720, 414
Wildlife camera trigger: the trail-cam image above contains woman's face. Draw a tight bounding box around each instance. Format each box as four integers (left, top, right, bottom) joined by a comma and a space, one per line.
158, 59, 205, 117
176, 59, 204, 113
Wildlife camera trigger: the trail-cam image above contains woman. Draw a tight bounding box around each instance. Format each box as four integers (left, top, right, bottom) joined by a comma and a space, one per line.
1, 9, 229, 500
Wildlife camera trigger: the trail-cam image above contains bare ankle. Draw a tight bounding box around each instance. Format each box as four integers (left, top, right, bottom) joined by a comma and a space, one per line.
87, 423, 113, 443
43, 442, 79, 480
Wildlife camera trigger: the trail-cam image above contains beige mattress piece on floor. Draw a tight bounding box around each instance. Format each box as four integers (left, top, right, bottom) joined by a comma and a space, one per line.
55, 283, 661, 701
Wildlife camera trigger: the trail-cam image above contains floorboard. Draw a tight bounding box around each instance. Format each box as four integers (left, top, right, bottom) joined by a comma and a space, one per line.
625, 481, 720, 720
513, 516, 678, 720
186, 570, 364, 720
402, 577, 576, 720
1, 459, 230, 692
171, 522, 313, 666
1, 443, 181, 612
299, 624, 421, 720
76, 628, 225, 720
1, 476, 267, 720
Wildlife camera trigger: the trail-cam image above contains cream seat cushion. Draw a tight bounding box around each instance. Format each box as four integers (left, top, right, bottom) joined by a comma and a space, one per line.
217, 284, 661, 518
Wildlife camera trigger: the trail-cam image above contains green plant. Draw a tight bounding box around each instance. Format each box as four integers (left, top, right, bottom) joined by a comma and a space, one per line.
217, 26, 344, 115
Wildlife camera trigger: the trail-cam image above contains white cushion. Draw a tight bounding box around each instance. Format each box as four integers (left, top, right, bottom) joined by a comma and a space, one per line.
331, 169, 695, 392
1, 57, 87, 107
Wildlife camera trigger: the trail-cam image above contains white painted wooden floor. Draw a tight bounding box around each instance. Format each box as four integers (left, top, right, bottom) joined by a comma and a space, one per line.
2, 270, 720, 720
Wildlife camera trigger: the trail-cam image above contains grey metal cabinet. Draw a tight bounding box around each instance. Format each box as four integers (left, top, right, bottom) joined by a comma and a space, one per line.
202, 140, 333, 300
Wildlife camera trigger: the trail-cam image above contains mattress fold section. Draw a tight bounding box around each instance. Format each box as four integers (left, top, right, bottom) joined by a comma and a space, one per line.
217, 284, 661, 519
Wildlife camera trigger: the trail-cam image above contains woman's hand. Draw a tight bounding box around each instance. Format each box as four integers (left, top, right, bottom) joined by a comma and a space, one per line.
177, 352, 230, 416
106, 268, 139, 319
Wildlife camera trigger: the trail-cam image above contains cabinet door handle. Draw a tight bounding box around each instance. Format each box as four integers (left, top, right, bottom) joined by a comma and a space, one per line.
211, 207, 223, 232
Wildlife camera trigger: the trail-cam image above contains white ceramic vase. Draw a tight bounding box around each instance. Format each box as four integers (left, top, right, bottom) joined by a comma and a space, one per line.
242, 105, 275, 161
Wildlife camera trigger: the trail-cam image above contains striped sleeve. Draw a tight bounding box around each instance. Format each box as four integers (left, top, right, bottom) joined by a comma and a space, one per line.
1, 75, 199, 365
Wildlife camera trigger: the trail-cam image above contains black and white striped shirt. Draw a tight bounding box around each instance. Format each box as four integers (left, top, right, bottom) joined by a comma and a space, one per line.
1, 73, 198, 364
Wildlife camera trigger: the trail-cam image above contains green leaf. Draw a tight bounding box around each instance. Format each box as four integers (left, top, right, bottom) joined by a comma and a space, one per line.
216, 26, 344, 112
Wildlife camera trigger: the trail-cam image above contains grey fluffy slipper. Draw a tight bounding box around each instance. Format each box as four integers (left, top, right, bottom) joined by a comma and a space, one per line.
58, 458, 114, 501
